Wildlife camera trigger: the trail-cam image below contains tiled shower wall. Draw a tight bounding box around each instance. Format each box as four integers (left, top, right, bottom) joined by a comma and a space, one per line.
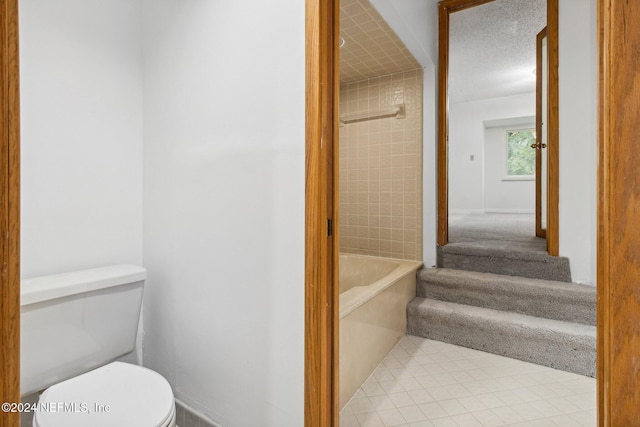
339, 69, 423, 261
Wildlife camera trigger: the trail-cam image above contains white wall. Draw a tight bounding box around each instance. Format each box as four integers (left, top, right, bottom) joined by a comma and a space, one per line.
484, 124, 536, 213
141, 1, 305, 426
22, 1, 305, 424
558, 0, 598, 284
371, 0, 439, 267
449, 93, 536, 212
371, 0, 439, 67
20, 0, 143, 279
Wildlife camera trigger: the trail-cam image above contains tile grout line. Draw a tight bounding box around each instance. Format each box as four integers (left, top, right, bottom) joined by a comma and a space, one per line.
341, 335, 596, 427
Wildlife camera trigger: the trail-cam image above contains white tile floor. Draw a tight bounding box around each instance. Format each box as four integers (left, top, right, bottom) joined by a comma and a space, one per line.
340, 336, 596, 427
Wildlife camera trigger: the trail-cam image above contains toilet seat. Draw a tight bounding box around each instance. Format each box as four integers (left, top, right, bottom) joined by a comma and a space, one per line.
33, 362, 175, 427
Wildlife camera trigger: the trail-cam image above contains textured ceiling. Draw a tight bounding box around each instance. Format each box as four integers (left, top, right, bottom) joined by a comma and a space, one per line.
339, 0, 420, 84
340, 0, 545, 99
449, 0, 546, 103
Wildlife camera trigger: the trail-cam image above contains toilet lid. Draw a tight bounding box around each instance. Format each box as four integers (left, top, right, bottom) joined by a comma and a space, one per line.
34, 362, 174, 427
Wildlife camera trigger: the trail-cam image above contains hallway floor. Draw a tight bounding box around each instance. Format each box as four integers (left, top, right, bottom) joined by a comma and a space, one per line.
448, 213, 546, 253
340, 336, 596, 427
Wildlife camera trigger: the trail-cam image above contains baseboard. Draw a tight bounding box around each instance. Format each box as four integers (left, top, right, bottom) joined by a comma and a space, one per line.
449, 209, 535, 215
483, 209, 535, 214
176, 399, 222, 427
448, 209, 485, 215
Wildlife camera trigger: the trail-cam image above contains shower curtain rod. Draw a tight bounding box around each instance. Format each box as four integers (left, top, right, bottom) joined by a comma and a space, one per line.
339, 104, 405, 126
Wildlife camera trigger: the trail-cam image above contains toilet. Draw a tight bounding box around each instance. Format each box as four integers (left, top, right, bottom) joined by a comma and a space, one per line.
21, 265, 176, 427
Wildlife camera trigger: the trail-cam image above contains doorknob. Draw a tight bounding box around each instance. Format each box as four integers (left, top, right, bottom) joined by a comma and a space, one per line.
530, 142, 547, 149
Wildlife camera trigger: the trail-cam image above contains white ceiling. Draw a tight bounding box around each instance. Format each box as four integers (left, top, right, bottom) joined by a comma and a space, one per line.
449, 0, 546, 104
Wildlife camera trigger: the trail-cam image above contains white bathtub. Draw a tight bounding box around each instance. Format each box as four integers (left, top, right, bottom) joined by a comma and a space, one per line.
339, 253, 423, 408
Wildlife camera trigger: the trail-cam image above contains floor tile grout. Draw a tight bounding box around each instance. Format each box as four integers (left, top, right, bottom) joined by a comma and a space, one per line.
341, 335, 596, 427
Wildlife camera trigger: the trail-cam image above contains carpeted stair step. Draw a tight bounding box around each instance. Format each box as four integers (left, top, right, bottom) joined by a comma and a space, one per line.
407, 297, 596, 377
438, 244, 572, 282
417, 268, 596, 325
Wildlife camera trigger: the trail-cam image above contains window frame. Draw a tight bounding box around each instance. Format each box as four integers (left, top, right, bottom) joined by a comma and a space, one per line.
503, 126, 536, 181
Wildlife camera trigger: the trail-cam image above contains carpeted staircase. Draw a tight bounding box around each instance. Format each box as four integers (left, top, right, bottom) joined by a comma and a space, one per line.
407, 267, 596, 377
438, 244, 572, 282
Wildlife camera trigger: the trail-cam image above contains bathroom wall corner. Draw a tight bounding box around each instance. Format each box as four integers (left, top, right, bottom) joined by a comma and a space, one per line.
422, 65, 438, 268
176, 399, 223, 427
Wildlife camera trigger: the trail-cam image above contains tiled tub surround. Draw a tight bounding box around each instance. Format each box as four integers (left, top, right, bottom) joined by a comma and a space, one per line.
339, 70, 424, 261
340, 254, 423, 408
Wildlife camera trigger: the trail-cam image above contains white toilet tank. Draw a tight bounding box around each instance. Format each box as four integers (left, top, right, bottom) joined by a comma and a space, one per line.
20, 265, 146, 396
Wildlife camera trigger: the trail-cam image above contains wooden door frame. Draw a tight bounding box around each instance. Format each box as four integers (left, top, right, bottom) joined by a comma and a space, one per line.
535, 27, 547, 239
0, 0, 20, 425
305, 0, 340, 425
597, 0, 640, 424
437, 0, 560, 256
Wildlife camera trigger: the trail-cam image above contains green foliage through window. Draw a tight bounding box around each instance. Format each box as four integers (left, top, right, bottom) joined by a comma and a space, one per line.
506, 129, 536, 176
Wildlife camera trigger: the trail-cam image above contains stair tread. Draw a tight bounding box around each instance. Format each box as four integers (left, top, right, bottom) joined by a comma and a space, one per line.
418, 268, 596, 303
417, 268, 596, 325
419, 268, 594, 296
441, 243, 560, 261
407, 297, 596, 377
408, 297, 596, 336
437, 244, 572, 282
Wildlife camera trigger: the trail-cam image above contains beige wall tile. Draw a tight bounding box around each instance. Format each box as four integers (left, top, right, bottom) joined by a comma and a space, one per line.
339, 70, 423, 260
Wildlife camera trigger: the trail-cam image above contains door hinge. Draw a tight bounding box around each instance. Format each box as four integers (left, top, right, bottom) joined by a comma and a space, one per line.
327, 219, 333, 237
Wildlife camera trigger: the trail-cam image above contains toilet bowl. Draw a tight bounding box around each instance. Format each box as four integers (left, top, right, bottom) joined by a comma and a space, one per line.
21, 265, 175, 427
33, 362, 176, 427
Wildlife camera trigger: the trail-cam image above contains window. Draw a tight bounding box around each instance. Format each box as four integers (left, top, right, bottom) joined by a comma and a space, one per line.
506, 128, 536, 176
